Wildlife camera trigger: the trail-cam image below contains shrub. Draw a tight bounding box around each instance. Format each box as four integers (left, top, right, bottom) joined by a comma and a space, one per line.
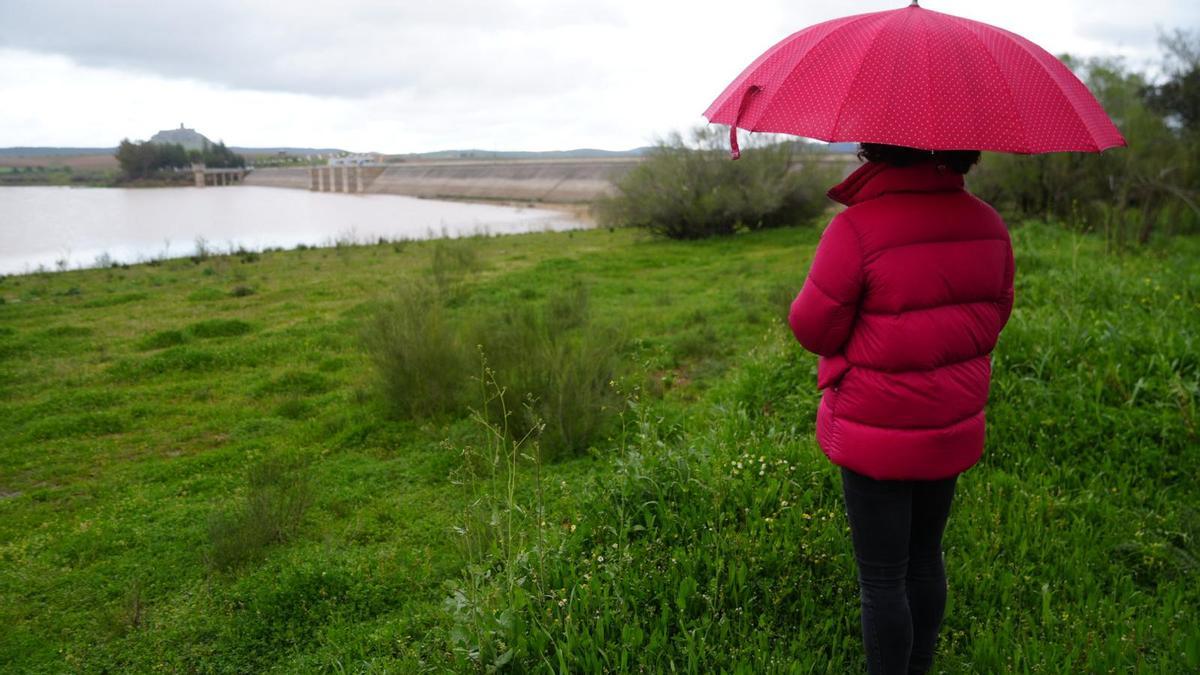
361, 280, 471, 418
430, 237, 482, 298
593, 126, 837, 239
362, 277, 623, 459
474, 284, 624, 460
207, 454, 315, 572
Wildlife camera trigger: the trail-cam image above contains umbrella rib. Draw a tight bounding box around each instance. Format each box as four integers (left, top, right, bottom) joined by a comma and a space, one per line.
919, 10, 935, 149
746, 11, 890, 134
989, 25, 1113, 150
827, 13, 899, 139
949, 19, 1034, 153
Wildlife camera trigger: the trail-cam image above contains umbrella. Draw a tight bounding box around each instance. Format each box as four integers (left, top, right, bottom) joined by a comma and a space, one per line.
703, 0, 1127, 158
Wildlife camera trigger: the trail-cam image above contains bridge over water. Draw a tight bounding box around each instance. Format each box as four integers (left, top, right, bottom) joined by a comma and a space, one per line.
191, 163, 249, 187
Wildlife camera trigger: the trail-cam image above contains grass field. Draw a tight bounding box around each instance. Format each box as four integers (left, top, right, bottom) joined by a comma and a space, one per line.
1, 220, 1197, 672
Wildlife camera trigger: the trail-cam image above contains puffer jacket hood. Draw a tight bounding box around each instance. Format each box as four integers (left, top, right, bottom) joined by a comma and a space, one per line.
789, 160, 1015, 480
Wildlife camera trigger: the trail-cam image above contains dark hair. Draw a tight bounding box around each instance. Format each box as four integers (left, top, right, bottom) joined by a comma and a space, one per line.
857, 143, 981, 175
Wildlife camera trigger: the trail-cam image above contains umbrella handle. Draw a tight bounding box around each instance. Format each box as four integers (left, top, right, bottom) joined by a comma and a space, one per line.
730, 85, 762, 160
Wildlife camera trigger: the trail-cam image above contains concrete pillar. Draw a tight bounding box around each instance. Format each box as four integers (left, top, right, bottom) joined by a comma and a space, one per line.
310, 168, 318, 191
354, 166, 364, 193
193, 164, 205, 188
324, 167, 333, 192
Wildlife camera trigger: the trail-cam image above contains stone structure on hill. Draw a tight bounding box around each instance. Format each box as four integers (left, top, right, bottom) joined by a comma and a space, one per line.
149, 124, 211, 151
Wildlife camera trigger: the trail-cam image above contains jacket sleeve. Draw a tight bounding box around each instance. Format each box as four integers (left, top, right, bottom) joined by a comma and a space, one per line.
788, 213, 864, 356
996, 230, 1015, 328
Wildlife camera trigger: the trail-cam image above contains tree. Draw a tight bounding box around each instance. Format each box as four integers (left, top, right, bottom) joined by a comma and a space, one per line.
114, 139, 191, 179
1142, 30, 1200, 133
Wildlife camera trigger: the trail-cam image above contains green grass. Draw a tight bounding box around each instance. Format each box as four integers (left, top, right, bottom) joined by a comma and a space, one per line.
0, 222, 1197, 672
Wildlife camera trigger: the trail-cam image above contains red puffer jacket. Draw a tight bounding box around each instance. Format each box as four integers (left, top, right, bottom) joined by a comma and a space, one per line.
789, 160, 1015, 480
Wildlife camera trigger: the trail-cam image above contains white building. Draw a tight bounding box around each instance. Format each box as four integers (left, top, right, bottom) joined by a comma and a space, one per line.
328, 153, 382, 167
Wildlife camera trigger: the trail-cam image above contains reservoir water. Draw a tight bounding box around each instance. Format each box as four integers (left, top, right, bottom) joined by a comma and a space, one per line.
0, 185, 585, 275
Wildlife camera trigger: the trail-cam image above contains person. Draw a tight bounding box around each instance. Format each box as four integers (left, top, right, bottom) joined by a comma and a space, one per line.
788, 143, 1015, 675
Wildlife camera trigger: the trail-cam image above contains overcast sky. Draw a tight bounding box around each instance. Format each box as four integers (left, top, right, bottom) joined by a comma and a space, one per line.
0, 0, 1196, 153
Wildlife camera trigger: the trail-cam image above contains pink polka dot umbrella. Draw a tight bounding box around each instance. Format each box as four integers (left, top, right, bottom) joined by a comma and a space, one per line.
703, 1, 1127, 158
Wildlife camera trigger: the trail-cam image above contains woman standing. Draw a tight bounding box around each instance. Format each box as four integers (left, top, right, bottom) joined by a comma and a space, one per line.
788, 143, 1015, 674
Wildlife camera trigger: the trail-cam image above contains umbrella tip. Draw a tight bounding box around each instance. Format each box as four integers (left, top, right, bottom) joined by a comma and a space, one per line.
909, 0, 919, 6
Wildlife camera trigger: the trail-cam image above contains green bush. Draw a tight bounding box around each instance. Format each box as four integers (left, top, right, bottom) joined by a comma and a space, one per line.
361, 281, 471, 419
593, 126, 837, 239
362, 278, 623, 459
430, 236, 482, 299
207, 454, 315, 572
473, 284, 624, 460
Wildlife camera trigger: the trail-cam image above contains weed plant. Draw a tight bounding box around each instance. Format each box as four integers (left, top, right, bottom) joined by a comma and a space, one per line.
361, 280, 471, 419
363, 256, 623, 458
472, 284, 624, 460
207, 454, 315, 572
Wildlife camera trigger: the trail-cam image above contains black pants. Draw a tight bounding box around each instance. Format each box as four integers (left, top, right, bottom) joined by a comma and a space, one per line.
840, 467, 959, 675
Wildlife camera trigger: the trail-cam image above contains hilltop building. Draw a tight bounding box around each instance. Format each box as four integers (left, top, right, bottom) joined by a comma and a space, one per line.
328, 153, 383, 167
150, 123, 212, 151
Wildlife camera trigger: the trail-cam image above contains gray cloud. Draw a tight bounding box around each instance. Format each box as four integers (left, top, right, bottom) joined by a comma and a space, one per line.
0, 0, 626, 97
1, 0, 1197, 151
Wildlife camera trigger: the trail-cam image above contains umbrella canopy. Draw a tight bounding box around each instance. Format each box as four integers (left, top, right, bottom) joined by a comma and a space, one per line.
704, 1, 1127, 158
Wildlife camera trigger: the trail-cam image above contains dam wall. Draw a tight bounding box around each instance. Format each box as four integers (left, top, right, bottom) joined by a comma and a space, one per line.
242, 155, 858, 203
365, 158, 638, 203
243, 158, 641, 203
242, 167, 312, 189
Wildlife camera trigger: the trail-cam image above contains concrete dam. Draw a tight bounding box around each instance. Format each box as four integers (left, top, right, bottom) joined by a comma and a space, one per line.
242, 158, 642, 203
